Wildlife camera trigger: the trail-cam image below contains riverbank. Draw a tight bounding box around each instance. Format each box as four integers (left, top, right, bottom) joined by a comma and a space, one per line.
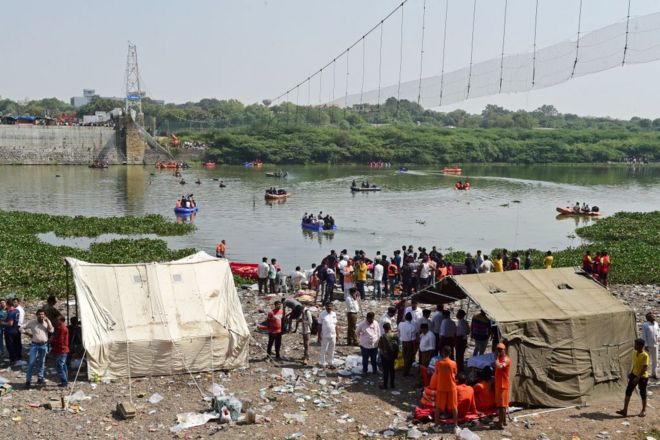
0, 284, 657, 439
1, 209, 658, 299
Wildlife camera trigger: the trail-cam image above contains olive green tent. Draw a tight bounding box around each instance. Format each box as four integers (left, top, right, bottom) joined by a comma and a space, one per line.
416, 268, 636, 407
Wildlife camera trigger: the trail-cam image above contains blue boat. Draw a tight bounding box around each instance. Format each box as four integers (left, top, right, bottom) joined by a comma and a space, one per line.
174, 206, 199, 214
301, 222, 337, 232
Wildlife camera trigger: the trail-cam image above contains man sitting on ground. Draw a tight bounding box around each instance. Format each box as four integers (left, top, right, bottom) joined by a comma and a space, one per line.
473, 367, 496, 414
456, 372, 478, 420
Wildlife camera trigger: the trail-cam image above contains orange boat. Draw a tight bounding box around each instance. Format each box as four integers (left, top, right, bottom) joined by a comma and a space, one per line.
202, 161, 216, 168
156, 160, 178, 169
264, 192, 291, 200
441, 166, 462, 175
556, 207, 601, 217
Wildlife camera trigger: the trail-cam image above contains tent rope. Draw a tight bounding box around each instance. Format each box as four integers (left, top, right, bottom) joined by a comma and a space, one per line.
66, 348, 88, 400
113, 269, 133, 402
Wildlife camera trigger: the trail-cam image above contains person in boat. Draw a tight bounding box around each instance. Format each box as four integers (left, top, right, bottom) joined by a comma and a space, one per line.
463, 180, 471, 189
219, 180, 225, 187
189, 194, 196, 208
581, 202, 590, 213
180, 195, 187, 208
352, 180, 357, 188
455, 180, 463, 190
573, 202, 581, 213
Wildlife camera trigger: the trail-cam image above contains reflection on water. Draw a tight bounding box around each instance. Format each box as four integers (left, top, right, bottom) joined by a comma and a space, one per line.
2, 163, 659, 270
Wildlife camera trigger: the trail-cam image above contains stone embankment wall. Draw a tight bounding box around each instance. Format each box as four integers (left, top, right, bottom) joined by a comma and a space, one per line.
0, 125, 122, 164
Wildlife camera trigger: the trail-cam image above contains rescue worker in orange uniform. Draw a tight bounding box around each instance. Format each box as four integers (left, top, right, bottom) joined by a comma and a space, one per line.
456, 372, 478, 420
434, 345, 458, 427
473, 366, 496, 414
494, 342, 511, 428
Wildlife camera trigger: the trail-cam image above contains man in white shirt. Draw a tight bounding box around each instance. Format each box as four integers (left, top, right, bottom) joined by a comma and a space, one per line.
357, 312, 382, 374
257, 257, 270, 294
319, 302, 339, 369
289, 266, 306, 291
418, 258, 431, 287
439, 309, 457, 359
304, 263, 316, 285
379, 307, 397, 334
479, 255, 493, 273
642, 312, 659, 379
300, 307, 314, 365
345, 288, 360, 346
14, 298, 25, 328
373, 261, 384, 300
404, 300, 424, 326
399, 312, 418, 377
418, 322, 436, 370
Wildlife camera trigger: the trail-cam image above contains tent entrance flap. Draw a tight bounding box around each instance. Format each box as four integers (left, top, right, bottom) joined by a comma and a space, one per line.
65, 252, 250, 379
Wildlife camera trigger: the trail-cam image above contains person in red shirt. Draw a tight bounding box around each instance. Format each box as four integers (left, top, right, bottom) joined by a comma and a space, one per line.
267, 301, 283, 360
50, 316, 69, 387
456, 372, 478, 420
493, 342, 511, 428
600, 251, 610, 288
434, 345, 458, 427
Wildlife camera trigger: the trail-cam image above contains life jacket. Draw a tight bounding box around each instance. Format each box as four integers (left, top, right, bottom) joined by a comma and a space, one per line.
600, 256, 610, 274
437, 266, 448, 279
387, 263, 398, 277
420, 386, 436, 409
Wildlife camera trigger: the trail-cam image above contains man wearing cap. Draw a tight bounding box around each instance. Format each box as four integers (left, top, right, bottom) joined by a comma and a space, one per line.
617, 338, 650, 418
493, 342, 510, 428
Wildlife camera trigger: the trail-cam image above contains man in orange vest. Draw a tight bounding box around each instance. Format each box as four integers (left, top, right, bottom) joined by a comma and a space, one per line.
494, 342, 511, 428
216, 240, 226, 258
434, 345, 458, 428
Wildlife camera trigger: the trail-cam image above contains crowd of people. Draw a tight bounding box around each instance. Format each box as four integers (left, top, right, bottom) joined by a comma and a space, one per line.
0, 295, 83, 389
175, 194, 197, 209
301, 212, 335, 229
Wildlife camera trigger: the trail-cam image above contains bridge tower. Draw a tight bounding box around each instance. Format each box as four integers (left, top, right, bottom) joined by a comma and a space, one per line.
123, 42, 147, 163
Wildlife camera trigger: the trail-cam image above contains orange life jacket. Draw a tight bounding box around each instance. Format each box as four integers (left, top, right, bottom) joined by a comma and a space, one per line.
387, 263, 398, 277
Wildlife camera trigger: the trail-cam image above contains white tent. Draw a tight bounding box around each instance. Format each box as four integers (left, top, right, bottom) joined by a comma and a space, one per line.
66, 252, 250, 379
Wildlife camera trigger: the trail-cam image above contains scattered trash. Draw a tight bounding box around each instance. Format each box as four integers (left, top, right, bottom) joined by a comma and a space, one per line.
284, 412, 307, 424
116, 401, 135, 420
148, 393, 163, 404
1, 408, 11, 417
406, 427, 422, 439
219, 406, 232, 424
68, 390, 92, 402
281, 368, 297, 381
207, 383, 225, 397
458, 428, 480, 440
170, 411, 219, 433
11, 416, 21, 422
285, 433, 304, 440
0, 376, 8, 385
621, 421, 630, 427
212, 396, 242, 421
383, 430, 395, 437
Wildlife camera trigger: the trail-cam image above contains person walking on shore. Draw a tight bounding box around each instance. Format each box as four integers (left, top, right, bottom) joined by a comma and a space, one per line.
257, 257, 269, 294
50, 315, 69, 387
378, 323, 399, 389
266, 301, 283, 360
1, 301, 21, 364
319, 302, 338, 369
399, 312, 417, 377
24, 309, 53, 388
345, 287, 360, 346
642, 313, 659, 379
300, 306, 313, 365
355, 258, 368, 300
357, 312, 381, 374
617, 338, 650, 417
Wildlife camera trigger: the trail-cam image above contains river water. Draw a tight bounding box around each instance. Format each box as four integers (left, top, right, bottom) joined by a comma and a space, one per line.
2, 164, 658, 270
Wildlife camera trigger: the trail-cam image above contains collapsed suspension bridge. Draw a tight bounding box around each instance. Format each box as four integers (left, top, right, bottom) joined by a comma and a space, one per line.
270, 0, 660, 110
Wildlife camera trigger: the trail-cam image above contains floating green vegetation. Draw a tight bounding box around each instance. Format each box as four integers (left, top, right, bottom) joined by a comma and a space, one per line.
0, 211, 196, 299
447, 211, 660, 285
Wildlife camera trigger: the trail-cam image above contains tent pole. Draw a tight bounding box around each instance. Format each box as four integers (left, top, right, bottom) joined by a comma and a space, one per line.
65, 260, 70, 325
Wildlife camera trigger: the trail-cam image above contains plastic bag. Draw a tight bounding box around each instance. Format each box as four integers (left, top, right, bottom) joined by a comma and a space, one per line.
212, 396, 242, 421
148, 393, 163, 404
393, 351, 404, 371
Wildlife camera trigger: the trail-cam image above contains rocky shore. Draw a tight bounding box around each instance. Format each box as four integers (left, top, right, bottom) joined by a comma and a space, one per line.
0, 283, 656, 439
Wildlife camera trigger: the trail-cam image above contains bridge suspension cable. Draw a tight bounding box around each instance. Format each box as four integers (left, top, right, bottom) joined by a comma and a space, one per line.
270, 0, 410, 105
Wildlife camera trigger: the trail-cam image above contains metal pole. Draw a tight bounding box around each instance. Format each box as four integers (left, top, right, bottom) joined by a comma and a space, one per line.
65, 260, 70, 325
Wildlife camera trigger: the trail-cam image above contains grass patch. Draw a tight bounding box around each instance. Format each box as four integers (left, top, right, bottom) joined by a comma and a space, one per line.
0, 210, 196, 299
446, 211, 660, 284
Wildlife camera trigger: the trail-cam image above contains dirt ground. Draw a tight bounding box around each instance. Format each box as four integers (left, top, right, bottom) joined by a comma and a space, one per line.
0, 283, 657, 439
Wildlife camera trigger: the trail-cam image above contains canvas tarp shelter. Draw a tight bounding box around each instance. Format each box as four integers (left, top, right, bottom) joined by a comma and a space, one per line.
413, 268, 636, 407
66, 252, 250, 379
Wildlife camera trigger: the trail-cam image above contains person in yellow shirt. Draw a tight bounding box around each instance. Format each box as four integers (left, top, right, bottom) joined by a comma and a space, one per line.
543, 251, 554, 269
493, 254, 504, 272
617, 338, 649, 418
355, 258, 368, 300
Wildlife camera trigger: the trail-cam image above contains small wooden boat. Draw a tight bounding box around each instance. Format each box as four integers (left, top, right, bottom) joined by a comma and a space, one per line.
264, 192, 291, 200
266, 171, 288, 178
229, 262, 259, 280
89, 160, 108, 169
441, 166, 462, 175
301, 222, 337, 232
398, 167, 408, 173
351, 186, 381, 192
555, 207, 601, 217
156, 161, 178, 169
202, 161, 216, 168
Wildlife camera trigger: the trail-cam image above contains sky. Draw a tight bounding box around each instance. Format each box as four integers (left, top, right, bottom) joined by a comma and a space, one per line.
2, 0, 660, 119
